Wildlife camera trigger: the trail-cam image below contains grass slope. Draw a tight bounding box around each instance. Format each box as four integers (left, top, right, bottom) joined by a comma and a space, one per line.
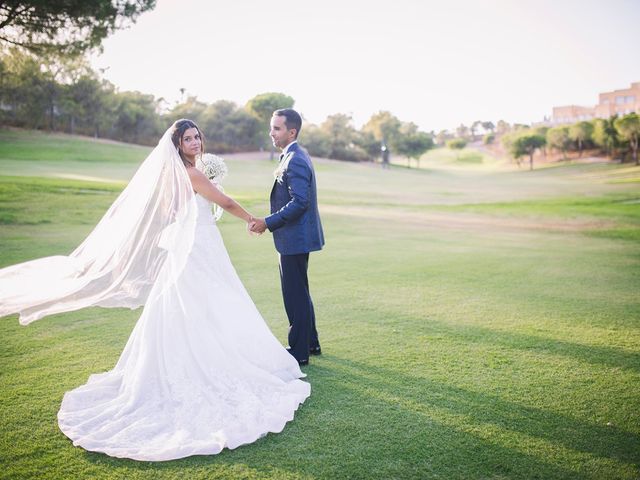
0, 129, 639, 479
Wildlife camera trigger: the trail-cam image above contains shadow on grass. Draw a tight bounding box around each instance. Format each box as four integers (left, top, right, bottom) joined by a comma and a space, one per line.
422, 318, 640, 373
68, 356, 640, 480
9, 309, 635, 479
325, 356, 639, 468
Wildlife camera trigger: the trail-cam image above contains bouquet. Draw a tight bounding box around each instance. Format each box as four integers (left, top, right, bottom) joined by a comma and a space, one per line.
196, 153, 228, 221
197, 153, 228, 183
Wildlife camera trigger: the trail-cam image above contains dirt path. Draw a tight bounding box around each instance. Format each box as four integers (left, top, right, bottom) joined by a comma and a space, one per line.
320, 204, 617, 233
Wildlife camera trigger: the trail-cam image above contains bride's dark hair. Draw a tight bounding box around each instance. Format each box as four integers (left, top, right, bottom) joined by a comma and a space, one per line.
171, 119, 205, 163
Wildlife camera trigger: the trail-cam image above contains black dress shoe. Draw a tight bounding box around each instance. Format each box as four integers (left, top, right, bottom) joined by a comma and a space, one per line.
286, 347, 309, 366
309, 346, 322, 356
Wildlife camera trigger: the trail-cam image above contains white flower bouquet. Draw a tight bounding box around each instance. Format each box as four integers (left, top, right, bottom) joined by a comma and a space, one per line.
197, 153, 228, 183
196, 153, 228, 221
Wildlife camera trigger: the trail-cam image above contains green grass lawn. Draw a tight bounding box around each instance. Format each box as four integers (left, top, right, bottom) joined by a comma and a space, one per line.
0, 129, 639, 479
389, 145, 502, 170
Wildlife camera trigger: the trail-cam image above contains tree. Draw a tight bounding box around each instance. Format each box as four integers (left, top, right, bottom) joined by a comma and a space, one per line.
483, 133, 495, 145
0, 47, 115, 135
470, 120, 482, 141
199, 100, 261, 152
61, 73, 101, 134
482, 121, 495, 134
435, 129, 449, 146
592, 116, 618, 159
320, 113, 353, 158
446, 138, 466, 160
500, 132, 519, 165
534, 126, 550, 157
318, 113, 362, 161
300, 123, 331, 158
509, 133, 546, 170
84, 78, 115, 138
361, 111, 402, 164
353, 130, 380, 161
0, 1, 156, 56
546, 126, 571, 160
534, 125, 549, 137
615, 113, 640, 165
395, 122, 434, 168
496, 120, 510, 135
246, 92, 294, 158
39, 52, 95, 131
167, 96, 208, 122
455, 123, 469, 139
362, 110, 402, 148
0, 47, 50, 128
568, 121, 593, 157
110, 90, 162, 145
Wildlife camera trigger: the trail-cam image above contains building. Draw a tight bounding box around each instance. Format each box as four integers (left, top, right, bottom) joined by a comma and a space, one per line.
552, 105, 597, 124
551, 82, 640, 125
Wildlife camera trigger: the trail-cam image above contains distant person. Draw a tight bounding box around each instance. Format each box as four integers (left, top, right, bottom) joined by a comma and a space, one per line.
0, 119, 310, 461
381, 142, 390, 168
250, 108, 325, 366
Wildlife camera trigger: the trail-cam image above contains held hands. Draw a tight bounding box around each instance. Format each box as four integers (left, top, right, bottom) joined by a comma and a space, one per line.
247, 216, 267, 236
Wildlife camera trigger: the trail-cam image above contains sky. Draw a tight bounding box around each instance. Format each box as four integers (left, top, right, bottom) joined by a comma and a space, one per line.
90, 0, 640, 132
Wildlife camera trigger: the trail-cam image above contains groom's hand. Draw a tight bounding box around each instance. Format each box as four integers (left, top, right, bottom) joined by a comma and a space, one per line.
249, 218, 267, 234
247, 218, 257, 234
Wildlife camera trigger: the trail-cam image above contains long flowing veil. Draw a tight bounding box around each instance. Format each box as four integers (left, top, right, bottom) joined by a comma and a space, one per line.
0, 126, 197, 325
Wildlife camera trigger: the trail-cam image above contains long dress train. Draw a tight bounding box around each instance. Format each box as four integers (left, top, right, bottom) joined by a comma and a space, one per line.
57, 194, 310, 461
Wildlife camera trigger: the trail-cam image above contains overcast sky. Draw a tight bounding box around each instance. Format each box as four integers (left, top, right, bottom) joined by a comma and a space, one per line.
90, 0, 640, 132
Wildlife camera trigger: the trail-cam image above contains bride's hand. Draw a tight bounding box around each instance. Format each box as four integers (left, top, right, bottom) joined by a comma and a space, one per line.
247, 216, 260, 236
247, 216, 267, 236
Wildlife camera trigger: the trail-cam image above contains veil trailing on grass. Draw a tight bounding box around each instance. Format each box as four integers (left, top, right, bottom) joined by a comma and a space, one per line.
0, 125, 198, 325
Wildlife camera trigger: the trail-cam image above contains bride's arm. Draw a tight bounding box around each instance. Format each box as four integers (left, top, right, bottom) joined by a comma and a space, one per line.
187, 168, 253, 223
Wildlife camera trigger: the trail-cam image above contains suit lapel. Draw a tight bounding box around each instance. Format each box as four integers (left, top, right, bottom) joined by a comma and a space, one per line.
274, 148, 294, 184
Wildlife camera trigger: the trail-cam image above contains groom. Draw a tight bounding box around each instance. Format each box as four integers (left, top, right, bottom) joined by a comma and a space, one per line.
250, 108, 324, 366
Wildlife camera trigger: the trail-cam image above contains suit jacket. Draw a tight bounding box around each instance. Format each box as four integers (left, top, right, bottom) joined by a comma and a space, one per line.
265, 142, 325, 255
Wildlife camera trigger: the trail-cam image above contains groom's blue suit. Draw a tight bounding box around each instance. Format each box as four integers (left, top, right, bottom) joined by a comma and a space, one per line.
265, 141, 324, 363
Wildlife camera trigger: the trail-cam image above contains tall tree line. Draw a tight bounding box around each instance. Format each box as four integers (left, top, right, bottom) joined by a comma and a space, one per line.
443, 116, 640, 169
0, 48, 435, 162
496, 115, 640, 169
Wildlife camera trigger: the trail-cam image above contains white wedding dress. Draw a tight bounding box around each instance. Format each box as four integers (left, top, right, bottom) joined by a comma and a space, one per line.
57, 194, 310, 461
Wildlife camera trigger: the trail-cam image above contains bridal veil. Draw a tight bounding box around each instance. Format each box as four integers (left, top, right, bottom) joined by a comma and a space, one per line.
0, 125, 198, 325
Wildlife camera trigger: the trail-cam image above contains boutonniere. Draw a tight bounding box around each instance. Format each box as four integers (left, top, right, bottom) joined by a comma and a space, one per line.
273, 152, 293, 182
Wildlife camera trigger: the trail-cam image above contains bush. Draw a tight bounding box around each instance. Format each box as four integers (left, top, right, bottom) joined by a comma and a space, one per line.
447, 138, 467, 150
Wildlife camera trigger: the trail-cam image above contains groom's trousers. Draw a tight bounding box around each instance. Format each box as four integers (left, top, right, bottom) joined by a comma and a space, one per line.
279, 253, 319, 362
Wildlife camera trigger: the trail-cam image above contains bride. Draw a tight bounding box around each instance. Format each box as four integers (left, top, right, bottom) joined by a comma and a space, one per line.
0, 119, 310, 461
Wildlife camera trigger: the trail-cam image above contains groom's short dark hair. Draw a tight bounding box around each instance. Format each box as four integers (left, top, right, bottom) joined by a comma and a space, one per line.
273, 108, 302, 138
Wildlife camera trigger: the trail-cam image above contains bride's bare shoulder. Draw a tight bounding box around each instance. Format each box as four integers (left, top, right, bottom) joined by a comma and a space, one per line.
186, 166, 205, 181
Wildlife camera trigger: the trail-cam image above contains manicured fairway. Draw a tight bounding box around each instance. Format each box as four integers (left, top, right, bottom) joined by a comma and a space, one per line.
1, 130, 638, 479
